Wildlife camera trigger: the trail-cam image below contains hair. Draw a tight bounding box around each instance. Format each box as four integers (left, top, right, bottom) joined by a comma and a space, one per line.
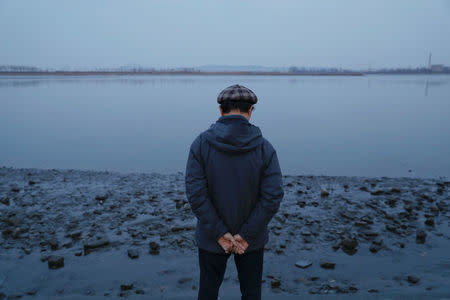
220, 100, 253, 114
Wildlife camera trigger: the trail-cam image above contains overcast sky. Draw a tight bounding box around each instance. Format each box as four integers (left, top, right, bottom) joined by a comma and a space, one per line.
1, 0, 449, 69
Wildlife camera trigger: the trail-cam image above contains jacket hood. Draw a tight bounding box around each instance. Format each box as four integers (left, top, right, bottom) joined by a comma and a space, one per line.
203, 114, 264, 153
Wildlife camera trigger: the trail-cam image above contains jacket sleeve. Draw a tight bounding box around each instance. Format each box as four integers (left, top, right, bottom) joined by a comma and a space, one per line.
185, 135, 230, 241
238, 145, 284, 244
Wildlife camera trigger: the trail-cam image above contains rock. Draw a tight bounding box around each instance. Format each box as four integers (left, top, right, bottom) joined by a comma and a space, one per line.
389, 188, 401, 194
295, 260, 312, 269
370, 190, 384, 196
26, 288, 37, 295
1, 228, 12, 237
62, 241, 73, 248
436, 201, 447, 212
0, 197, 9, 206
83, 236, 110, 255
319, 260, 335, 269
385, 224, 400, 234
339, 211, 355, 220
5, 216, 22, 227
407, 274, 420, 284
320, 189, 329, 197
354, 220, 368, 227
170, 226, 185, 232
421, 194, 433, 202
22, 247, 31, 255
11, 186, 20, 192
28, 180, 36, 185
369, 243, 381, 253
11, 227, 22, 239
300, 229, 312, 236
6, 294, 22, 299
372, 237, 383, 246
69, 231, 82, 240
387, 198, 397, 207
424, 217, 434, 227
95, 194, 108, 201
48, 255, 64, 269
332, 242, 340, 250
404, 204, 413, 213
271, 278, 281, 288
149, 241, 160, 255
416, 230, 427, 244
75, 251, 83, 256
127, 249, 139, 259
341, 236, 358, 255
48, 238, 59, 250
120, 283, 134, 291
135, 289, 145, 294
178, 277, 192, 284
364, 230, 378, 237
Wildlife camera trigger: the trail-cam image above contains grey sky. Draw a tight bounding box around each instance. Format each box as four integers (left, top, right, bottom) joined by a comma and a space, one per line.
1, 0, 449, 69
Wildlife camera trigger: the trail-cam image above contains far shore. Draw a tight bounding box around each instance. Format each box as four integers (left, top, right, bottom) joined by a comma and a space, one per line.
0, 71, 364, 76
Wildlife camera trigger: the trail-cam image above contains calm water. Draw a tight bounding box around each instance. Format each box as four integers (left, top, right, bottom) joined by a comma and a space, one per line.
1, 74, 449, 178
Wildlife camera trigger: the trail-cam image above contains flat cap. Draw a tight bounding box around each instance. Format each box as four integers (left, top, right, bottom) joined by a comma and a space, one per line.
217, 84, 258, 104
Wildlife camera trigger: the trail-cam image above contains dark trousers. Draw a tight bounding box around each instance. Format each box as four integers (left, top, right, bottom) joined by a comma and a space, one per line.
197, 247, 264, 300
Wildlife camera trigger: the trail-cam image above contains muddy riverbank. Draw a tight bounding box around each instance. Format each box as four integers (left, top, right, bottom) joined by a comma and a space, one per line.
0, 166, 449, 299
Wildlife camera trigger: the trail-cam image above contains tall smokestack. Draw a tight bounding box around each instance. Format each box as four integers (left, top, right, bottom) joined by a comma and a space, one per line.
428, 53, 432, 69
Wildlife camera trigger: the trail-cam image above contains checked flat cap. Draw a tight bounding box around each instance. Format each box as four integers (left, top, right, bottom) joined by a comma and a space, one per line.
217, 84, 258, 104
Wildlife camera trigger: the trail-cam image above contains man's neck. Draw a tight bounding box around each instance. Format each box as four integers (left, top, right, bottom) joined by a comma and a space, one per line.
222, 112, 250, 120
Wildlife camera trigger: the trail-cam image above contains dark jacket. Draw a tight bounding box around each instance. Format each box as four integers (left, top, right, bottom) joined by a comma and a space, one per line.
185, 114, 284, 254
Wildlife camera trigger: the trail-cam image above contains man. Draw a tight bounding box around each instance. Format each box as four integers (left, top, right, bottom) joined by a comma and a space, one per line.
185, 84, 284, 300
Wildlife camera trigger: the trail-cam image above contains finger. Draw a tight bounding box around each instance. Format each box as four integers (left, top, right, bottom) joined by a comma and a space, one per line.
236, 242, 246, 252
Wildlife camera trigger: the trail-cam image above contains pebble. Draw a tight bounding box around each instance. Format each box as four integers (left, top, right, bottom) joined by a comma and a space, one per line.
0, 197, 9, 206
319, 260, 335, 269
127, 249, 139, 259
416, 230, 427, 244
407, 274, 420, 284
48, 238, 59, 250
149, 241, 160, 255
424, 217, 435, 227
295, 260, 312, 269
83, 236, 110, 255
271, 278, 281, 288
48, 255, 64, 269
341, 236, 358, 255
320, 189, 329, 197
120, 283, 134, 291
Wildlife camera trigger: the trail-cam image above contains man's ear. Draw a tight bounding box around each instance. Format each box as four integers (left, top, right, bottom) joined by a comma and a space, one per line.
219, 106, 224, 116
248, 105, 253, 116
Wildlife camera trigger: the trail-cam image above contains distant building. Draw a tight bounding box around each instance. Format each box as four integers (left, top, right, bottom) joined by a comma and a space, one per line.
431, 64, 445, 72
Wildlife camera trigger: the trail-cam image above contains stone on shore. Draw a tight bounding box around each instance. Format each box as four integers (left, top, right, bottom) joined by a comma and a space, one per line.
48, 255, 64, 269
319, 260, 335, 269
295, 259, 313, 269
83, 236, 110, 255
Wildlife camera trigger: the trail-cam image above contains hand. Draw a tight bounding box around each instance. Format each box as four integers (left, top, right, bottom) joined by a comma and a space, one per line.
232, 234, 249, 255
217, 232, 237, 254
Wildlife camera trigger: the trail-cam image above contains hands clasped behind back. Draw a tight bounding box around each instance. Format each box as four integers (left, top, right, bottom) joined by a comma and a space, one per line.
217, 232, 249, 255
